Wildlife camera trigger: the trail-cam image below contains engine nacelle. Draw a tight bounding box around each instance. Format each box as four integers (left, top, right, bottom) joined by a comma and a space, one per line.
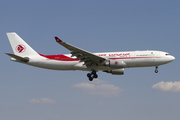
105, 60, 126, 68
103, 68, 124, 75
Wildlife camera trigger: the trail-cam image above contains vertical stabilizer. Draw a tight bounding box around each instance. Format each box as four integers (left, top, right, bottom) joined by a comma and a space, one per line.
7, 32, 39, 57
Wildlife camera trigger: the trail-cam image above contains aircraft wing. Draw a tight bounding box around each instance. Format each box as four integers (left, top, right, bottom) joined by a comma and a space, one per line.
55, 37, 106, 65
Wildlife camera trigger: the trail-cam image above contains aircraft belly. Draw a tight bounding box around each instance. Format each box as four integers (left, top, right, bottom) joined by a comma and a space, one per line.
27, 56, 172, 71
123, 59, 136, 67
124, 58, 155, 67
136, 58, 155, 66
73, 62, 88, 70
45, 60, 77, 70
154, 58, 171, 65
29, 59, 77, 70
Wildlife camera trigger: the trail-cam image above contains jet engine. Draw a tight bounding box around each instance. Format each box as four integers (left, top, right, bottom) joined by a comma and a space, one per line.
103, 68, 124, 75
105, 60, 127, 68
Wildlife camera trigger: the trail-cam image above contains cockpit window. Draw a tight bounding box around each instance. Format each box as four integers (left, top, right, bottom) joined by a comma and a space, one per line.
166, 54, 170, 56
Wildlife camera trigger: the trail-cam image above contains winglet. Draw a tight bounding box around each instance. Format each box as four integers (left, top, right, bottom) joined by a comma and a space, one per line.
55, 37, 63, 43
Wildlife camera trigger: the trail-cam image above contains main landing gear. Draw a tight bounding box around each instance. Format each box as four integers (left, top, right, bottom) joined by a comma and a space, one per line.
87, 70, 98, 81
155, 66, 158, 73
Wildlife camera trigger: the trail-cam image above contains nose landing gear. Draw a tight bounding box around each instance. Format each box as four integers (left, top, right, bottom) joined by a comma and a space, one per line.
87, 70, 98, 81
155, 66, 158, 73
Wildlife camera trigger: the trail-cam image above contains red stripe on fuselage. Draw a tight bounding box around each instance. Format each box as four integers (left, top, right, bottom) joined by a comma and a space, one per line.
108, 56, 162, 59
39, 53, 80, 61
39, 53, 163, 61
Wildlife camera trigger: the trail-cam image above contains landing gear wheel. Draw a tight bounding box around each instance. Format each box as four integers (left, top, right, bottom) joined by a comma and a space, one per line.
92, 70, 96, 75
93, 74, 98, 78
87, 70, 98, 81
89, 77, 93, 81
87, 73, 91, 77
155, 66, 158, 73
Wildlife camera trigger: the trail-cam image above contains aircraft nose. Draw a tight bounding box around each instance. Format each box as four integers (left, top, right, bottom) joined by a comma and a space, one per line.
171, 56, 175, 61
169, 55, 175, 62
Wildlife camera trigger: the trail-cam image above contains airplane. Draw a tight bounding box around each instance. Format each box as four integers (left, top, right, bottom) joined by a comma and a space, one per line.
6, 32, 175, 81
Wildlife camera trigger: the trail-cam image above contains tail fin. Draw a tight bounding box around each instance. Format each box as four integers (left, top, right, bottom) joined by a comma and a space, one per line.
7, 32, 39, 57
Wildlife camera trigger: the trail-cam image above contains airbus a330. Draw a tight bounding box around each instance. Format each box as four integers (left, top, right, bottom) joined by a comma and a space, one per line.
6, 33, 175, 81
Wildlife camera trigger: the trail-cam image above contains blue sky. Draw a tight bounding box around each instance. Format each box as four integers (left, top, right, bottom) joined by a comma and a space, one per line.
1, 0, 180, 120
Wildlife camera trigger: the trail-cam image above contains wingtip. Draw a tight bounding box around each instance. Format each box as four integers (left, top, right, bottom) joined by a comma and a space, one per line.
55, 37, 63, 42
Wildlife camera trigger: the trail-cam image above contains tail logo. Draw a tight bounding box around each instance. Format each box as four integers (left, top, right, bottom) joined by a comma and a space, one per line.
16, 44, 26, 53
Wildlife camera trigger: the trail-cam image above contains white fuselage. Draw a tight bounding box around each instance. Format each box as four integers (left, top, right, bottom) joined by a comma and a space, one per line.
15, 50, 174, 71
6, 32, 175, 80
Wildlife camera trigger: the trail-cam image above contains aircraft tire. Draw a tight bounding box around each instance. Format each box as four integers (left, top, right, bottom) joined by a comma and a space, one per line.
89, 77, 93, 81
87, 73, 91, 77
92, 70, 96, 74
93, 74, 98, 78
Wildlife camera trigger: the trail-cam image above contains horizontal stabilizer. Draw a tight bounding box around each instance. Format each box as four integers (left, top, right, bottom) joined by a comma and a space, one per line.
5, 53, 29, 62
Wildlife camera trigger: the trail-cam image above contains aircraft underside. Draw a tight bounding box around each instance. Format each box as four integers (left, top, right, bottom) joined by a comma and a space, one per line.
25, 58, 167, 81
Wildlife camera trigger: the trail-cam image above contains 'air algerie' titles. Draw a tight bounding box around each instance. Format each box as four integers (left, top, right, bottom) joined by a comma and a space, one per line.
98, 53, 130, 57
